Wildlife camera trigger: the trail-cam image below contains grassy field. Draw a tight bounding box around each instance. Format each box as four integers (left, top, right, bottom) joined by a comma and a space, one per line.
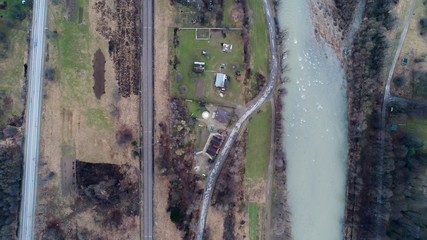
0, 0, 29, 125
245, 102, 272, 179
48, 0, 93, 105
405, 117, 427, 151
222, 0, 242, 28
170, 28, 245, 105
248, 0, 269, 76
249, 202, 259, 240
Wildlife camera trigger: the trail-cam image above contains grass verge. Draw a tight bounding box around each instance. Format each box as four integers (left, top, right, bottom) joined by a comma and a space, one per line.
245, 101, 272, 179
249, 202, 258, 240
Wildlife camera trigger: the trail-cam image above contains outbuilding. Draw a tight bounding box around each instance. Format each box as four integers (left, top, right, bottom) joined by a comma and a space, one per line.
215, 73, 227, 88
193, 62, 205, 73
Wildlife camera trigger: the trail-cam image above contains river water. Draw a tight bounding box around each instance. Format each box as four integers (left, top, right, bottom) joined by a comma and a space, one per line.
277, 0, 348, 239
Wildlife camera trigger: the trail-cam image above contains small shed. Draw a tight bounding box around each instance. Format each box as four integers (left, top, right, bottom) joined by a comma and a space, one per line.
214, 109, 231, 123
402, 58, 408, 65
193, 62, 205, 73
221, 43, 232, 52
391, 125, 397, 131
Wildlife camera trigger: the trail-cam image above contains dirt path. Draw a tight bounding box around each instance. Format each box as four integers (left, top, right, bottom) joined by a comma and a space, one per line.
152, 0, 180, 239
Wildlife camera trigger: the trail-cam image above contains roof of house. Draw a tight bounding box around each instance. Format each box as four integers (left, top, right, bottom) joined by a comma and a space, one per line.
215, 73, 226, 88
214, 109, 231, 123
206, 146, 217, 156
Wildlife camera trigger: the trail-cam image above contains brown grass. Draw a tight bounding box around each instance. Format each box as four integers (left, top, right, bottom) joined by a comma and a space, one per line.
153, 0, 180, 239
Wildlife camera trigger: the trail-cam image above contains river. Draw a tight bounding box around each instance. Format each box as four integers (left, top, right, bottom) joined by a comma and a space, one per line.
277, 0, 348, 239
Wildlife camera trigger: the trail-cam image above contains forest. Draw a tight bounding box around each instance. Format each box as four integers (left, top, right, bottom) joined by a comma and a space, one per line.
342, 0, 427, 239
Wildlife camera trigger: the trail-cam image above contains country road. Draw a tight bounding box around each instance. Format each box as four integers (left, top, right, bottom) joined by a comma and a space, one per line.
142, 0, 154, 239
19, 0, 48, 239
195, 0, 279, 238
377, 0, 416, 236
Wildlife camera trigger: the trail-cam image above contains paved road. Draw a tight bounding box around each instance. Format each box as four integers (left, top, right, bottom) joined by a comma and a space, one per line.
19, 0, 48, 239
142, 0, 154, 239
377, 0, 416, 236
195, 0, 279, 238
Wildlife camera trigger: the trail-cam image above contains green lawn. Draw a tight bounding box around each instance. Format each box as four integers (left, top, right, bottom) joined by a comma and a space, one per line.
405, 117, 427, 151
248, 0, 269, 76
170, 28, 245, 105
249, 202, 259, 240
245, 102, 272, 179
186, 101, 207, 118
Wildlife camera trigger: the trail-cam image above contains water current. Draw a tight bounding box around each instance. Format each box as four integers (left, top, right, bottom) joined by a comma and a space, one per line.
277, 0, 349, 239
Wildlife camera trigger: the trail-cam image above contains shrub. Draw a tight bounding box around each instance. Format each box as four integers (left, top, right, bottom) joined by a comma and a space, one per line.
44, 68, 56, 81
393, 76, 405, 87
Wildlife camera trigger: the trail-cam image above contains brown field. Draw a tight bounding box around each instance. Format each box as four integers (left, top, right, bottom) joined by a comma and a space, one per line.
35, 0, 141, 238
153, 0, 180, 239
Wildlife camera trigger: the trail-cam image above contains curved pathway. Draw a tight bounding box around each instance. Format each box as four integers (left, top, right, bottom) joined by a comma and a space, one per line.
195, 0, 279, 238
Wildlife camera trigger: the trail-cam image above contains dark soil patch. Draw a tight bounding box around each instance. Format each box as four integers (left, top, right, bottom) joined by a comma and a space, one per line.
78, 7, 83, 23
195, 78, 206, 98
173, 55, 180, 70
0, 1, 7, 10
65, 0, 78, 22
93, 48, 106, 99
61, 156, 76, 196
116, 127, 133, 145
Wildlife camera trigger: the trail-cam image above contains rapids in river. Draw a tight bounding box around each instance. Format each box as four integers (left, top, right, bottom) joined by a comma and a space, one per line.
277, 0, 349, 239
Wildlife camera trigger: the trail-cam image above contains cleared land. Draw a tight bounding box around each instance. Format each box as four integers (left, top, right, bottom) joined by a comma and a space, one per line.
35, 0, 140, 238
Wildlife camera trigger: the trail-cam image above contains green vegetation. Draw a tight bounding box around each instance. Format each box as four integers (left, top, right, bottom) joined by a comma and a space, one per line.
48, 0, 93, 105
170, 28, 245, 104
405, 117, 427, 151
0, 0, 29, 56
186, 101, 207, 118
245, 102, 272, 179
85, 109, 112, 129
248, 202, 259, 240
247, 0, 269, 75
0, 0, 30, 126
222, 0, 241, 28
